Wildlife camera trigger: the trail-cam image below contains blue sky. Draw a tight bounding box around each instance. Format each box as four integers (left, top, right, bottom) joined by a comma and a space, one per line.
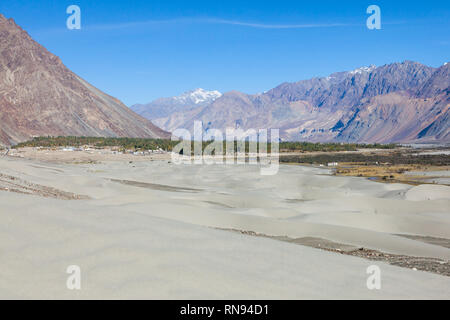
1, 0, 449, 105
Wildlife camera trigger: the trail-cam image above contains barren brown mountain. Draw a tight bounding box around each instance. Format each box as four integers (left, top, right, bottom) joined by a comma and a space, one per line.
0, 14, 169, 146
137, 62, 449, 143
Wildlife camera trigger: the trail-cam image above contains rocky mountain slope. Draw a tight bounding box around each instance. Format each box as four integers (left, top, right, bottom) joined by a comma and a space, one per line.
0, 14, 169, 146
136, 62, 449, 143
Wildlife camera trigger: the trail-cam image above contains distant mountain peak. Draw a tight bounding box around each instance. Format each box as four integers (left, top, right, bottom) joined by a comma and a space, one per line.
175, 88, 222, 105
349, 65, 376, 75
130, 88, 222, 120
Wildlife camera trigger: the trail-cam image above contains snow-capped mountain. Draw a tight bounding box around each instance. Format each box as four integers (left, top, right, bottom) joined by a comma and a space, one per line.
130, 88, 222, 120
348, 65, 376, 75
174, 88, 222, 105
134, 61, 449, 144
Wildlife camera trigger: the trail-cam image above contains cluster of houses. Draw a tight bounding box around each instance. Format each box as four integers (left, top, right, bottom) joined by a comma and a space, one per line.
59, 146, 166, 155
327, 162, 339, 167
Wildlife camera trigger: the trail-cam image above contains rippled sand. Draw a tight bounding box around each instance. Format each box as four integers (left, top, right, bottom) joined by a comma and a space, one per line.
0, 155, 449, 299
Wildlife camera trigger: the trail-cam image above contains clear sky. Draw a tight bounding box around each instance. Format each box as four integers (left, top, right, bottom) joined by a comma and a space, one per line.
1, 0, 449, 105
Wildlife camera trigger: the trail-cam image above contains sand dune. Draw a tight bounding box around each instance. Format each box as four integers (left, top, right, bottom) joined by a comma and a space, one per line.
0, 156, 449, 299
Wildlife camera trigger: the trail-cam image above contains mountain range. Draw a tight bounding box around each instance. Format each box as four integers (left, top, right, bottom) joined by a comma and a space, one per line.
133, 62, 449, 143
0, 14, 169, 146
1, 13, 448, 146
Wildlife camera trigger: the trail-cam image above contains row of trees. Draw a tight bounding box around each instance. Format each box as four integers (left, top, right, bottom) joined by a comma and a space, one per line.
14, 136, 398, 153
14, 136, 176, 151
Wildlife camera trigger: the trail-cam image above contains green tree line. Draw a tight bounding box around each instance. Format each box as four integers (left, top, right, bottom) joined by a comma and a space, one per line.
14, 136, 398, 153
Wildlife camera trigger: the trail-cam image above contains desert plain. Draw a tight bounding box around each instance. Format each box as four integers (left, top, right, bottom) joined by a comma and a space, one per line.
0, 147, 449, 299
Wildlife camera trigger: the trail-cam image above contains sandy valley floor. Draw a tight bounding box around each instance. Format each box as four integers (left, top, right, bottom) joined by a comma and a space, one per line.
0, 153, 449, 299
